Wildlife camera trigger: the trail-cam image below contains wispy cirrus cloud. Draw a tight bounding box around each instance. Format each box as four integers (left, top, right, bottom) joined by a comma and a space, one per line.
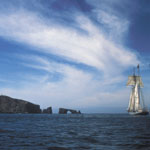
0, 0, 141, 111
0, 9, 138, 75
1, 54, 129, 110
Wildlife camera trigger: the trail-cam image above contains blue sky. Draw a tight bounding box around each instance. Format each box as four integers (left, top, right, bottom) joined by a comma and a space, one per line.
0, 0, 150, 113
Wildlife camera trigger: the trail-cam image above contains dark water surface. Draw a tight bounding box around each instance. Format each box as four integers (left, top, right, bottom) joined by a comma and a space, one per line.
0, 114, 150, 150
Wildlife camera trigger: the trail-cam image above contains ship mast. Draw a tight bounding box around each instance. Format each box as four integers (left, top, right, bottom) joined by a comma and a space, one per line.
127, 64, 144, 112
127, 65, 149, 115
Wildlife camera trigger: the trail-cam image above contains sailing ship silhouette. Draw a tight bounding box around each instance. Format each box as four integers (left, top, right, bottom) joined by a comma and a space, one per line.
127, 65, 149, 115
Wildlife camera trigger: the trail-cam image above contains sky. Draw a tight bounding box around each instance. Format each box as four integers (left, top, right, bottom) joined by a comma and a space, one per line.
0, 0, 150, 113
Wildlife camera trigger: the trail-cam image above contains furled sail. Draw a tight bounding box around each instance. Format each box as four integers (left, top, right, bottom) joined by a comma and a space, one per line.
126, 76, 144, 87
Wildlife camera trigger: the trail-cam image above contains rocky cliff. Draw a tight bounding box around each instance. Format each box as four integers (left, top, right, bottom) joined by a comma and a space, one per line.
0, 95, 41, 113
59, 108, 81, 114
43, 107, 52, 114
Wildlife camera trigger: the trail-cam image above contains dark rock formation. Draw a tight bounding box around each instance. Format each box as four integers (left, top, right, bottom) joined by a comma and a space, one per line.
0, 95, 41, 113
59, 108, 81, 114
43, 107, 52, 114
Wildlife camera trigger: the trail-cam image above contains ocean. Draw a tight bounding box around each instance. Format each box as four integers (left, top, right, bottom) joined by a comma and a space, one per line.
0, 114, 150, 150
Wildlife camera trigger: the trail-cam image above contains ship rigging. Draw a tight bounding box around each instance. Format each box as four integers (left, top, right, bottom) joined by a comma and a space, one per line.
126, 65, 149, 115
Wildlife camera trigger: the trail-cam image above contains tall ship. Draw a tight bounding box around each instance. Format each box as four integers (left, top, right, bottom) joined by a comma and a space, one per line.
126, 65, 149, 115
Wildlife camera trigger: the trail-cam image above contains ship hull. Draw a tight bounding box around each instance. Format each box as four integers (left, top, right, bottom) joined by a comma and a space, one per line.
129, 111, 149, 115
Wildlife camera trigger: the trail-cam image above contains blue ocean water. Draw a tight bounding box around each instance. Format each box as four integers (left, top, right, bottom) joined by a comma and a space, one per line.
0, 114, 150, 150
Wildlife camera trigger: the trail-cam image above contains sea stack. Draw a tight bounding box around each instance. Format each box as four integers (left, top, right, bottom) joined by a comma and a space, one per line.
42, 107, 52, 114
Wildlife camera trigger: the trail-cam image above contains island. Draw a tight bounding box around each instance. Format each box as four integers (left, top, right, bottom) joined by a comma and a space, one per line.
59, 108, 81, 114
0, 95, 41, 113
42, 107, 52, 114
0, 95, 81, 114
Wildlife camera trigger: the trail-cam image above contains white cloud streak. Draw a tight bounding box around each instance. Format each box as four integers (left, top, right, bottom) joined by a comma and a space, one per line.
0, 3, 141, 111
0, 9, 138, 76
1, 56, 129, 110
